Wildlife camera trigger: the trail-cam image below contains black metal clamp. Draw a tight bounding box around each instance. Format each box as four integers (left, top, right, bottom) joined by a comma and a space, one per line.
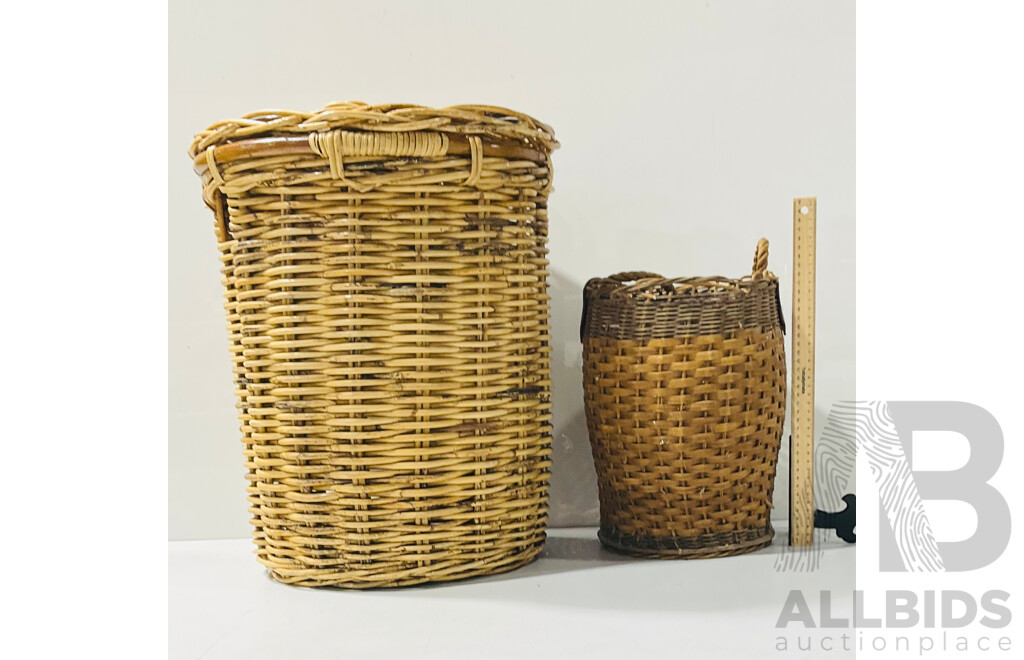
813, 493, 856, 543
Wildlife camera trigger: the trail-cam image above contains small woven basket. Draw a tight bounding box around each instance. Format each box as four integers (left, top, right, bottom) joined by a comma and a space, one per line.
188, 102, 557, 587
581, 239, 787, 558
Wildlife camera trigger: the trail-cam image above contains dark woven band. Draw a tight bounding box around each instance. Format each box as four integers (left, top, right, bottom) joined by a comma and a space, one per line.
582, 279, 784, 341
598, 524, 774, 558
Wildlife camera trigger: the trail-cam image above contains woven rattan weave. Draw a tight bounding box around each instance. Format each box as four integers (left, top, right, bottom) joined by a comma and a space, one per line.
189, 102, 557, 587
581, 239, 786, 558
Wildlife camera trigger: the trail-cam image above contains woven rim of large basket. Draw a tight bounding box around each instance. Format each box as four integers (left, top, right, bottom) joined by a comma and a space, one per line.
189, 101, 558, 170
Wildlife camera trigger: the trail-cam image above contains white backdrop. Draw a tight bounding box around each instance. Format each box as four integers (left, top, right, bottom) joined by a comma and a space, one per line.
169, 0, 854, 540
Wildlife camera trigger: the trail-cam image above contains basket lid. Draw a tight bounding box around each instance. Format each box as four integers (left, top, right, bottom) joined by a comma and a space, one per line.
188, 101, 558, 161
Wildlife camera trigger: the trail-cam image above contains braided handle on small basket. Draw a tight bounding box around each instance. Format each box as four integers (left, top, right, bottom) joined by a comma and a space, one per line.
581, 272, 667, 340
607, 271, 664, 283
752, 238, 769, 280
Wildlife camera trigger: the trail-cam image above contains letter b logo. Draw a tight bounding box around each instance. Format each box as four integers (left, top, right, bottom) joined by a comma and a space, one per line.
864, 401, 1010, 572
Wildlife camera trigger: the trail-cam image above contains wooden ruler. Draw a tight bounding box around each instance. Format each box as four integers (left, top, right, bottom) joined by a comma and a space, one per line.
790, 197, 817, 546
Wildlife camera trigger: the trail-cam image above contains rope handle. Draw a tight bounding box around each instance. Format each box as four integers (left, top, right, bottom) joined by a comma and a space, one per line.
752, 238, 769, 280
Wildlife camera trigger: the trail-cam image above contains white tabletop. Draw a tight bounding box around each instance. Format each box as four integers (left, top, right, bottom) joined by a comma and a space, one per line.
170, 525, 854, 659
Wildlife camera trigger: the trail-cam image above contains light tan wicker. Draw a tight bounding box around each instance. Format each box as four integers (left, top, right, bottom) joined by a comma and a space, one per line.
581, 239, 787, 558
188, 102, 557, 587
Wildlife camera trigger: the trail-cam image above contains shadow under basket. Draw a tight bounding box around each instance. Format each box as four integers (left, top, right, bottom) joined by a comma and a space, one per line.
581, 239, 787, 559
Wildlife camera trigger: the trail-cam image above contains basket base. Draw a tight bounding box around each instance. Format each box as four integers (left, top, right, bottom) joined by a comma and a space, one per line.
598, 524, 774, 559
263, 537, 546, 589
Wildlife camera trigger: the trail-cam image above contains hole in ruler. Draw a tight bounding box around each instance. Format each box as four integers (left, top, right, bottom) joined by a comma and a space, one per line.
800, 205, 810, 215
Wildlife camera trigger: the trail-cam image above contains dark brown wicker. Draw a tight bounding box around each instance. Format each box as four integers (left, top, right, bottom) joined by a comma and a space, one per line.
581, 239, 787, 558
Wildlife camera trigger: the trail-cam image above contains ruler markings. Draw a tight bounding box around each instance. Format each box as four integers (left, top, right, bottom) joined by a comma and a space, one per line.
790, 197, 816, 547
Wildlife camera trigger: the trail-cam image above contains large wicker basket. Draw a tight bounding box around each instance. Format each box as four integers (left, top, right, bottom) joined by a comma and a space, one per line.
581, 239, 787, 558
188, 102, 557, 587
